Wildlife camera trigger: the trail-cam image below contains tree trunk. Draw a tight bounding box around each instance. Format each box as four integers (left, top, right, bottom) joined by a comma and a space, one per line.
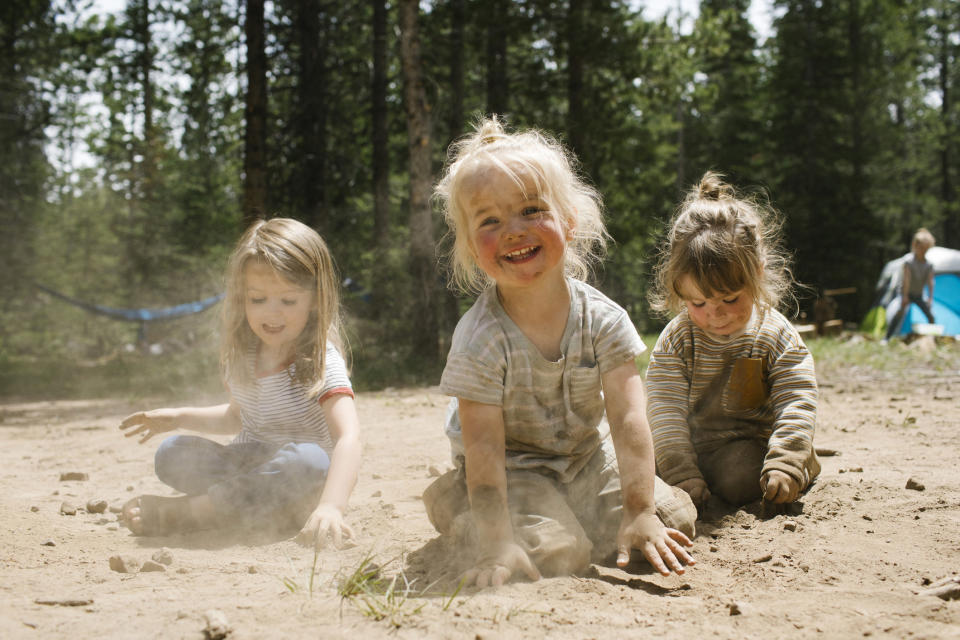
372, 0, 390, 248
485, 0, 507, 116
296, 0, 328, 232
398, 0, 440, 366
243, 0, 268, 227
566, 0, 585, 156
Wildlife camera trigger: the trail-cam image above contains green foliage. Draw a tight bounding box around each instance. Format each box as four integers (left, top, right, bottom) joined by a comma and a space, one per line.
2, 0, 957, 392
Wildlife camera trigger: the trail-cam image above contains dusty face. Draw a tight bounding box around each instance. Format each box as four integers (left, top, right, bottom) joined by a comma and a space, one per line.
679, 274, 755, 339
243, 261, 313, 364
460, 166, 569, 295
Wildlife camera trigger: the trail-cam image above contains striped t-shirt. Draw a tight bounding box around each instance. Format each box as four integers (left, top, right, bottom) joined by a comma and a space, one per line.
230, 343, 353, 454
646, 306, 819, 488
440, 278, 646, 483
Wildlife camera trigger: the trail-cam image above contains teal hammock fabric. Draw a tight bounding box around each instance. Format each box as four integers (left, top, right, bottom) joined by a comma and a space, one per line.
36, 284, 224, 322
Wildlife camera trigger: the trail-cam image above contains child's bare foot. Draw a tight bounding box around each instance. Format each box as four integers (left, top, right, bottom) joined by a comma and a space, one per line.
121, 495, 215, 536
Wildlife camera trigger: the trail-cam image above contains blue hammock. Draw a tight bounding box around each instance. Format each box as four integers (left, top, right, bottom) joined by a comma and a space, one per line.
36, 283, 224, 322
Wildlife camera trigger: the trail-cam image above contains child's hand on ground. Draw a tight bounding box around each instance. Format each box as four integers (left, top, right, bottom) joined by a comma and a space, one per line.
119, 409, 179, 444
676, 478, 711, 507
463, 541, 541, 588
295, 503, 355, 549
760, 470, 800, 503
616, 511, 695, 576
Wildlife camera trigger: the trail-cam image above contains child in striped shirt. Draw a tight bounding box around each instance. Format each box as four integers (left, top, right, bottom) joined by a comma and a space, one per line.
646, 172, 820, 510
119, 218, 361, 547
423, 117, 696, 587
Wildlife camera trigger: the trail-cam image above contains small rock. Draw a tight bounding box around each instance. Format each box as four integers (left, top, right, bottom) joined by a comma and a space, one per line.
60, 502, 77, 516
41, 540, 56, 547
126, 485, 134, 492
815, 447, 840, 457
371, 490, 382, 498
728, 601, 745, 615
919, 576, 960, 601
863, 514, 873, 521
248, 565, 258, 574
30, 506, 39, 512
848, 467, 863, 473
709, 544, 718, 552
34, 598, 93, 607
59, 472, 89, 482
109, 555, 141, 573
109, 505, 123, 514
905, 478, 925, 491
753, 553, 773, 563
152, 548, 174, 566
203, 609, 231, 640
86, 499, 108, 514
140, 560, 166, 573
783, 521, 798, 532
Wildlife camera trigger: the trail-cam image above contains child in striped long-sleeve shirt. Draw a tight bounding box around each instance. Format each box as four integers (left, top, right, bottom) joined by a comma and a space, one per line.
646, 172, 820, 510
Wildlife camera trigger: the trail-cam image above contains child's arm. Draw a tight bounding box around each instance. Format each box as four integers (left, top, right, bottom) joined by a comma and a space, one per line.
646, 337, 705, 503
458, 398, 540, 587
926, 269, 935, 305
119, 403, 241, 444
604, 362, 694, 575
762, 338, 818, 503
295, 393, 362, 548
901, 263, 911, 304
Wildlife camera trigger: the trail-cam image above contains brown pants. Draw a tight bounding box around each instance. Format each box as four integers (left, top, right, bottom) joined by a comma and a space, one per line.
422, 447, 696, 576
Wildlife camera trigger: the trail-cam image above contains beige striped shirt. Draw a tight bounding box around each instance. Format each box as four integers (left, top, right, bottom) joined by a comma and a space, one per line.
440, 279, 646, 483
646, 306, 818, 488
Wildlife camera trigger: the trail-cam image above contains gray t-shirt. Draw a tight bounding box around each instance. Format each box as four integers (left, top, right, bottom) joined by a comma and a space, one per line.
440, 278, 646, 483
904, 255, 933, 296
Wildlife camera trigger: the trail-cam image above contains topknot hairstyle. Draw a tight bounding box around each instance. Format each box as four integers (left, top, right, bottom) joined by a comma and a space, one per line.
435, 116, 608, 295
221, 217, 344, 397
649, 171, 796, 317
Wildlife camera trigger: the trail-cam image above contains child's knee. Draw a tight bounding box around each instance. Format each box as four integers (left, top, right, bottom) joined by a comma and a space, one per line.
513, 514, 592, 576
422, 469, 468, 535
273, 443, 330, 483
655, 480, 697, 538
711, 471, 762, 506
154, 435, 187, 484
701, 439, 765, 506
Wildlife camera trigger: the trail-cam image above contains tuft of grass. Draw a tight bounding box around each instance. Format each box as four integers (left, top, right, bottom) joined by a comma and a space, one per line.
335, 553, 428, 627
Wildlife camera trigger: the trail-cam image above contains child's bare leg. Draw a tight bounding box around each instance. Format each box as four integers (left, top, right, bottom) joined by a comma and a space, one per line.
700, 439, 765, 506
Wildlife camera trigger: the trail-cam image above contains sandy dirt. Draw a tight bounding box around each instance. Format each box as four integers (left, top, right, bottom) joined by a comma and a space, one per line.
2, 344, 959, 639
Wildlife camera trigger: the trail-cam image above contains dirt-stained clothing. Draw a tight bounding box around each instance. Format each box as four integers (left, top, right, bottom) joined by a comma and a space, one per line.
425, 278, 696, 574
646, 306, 820, 500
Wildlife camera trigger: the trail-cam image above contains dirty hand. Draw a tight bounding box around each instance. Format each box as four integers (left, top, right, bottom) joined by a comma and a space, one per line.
119, 409, 179, 444
463, 542, 541, 588
616, 511, 694, 576
676, 478, 711, 507
760, 470, 800, 504
296, 503, 355, 549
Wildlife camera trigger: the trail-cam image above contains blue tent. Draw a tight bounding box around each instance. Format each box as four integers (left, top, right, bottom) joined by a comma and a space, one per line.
870, 246, 960, 336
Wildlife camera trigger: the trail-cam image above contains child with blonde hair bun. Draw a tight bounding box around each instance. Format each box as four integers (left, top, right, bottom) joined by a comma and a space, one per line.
423, 117, 696, 587
119, 218, 361, 547
647, 172, 820, 510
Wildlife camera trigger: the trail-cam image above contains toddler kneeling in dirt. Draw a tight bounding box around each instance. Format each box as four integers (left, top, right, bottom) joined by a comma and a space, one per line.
422, 117, 696, 587
118, 218, 361, 548
646, 172, 820, 511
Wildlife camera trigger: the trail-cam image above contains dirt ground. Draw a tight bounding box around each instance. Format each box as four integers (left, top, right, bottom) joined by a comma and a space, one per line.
2, 342, 959, 640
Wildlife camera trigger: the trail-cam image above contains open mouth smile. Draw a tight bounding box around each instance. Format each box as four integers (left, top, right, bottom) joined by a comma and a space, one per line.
262, 324, 285, 335
502, 246, 541, 262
